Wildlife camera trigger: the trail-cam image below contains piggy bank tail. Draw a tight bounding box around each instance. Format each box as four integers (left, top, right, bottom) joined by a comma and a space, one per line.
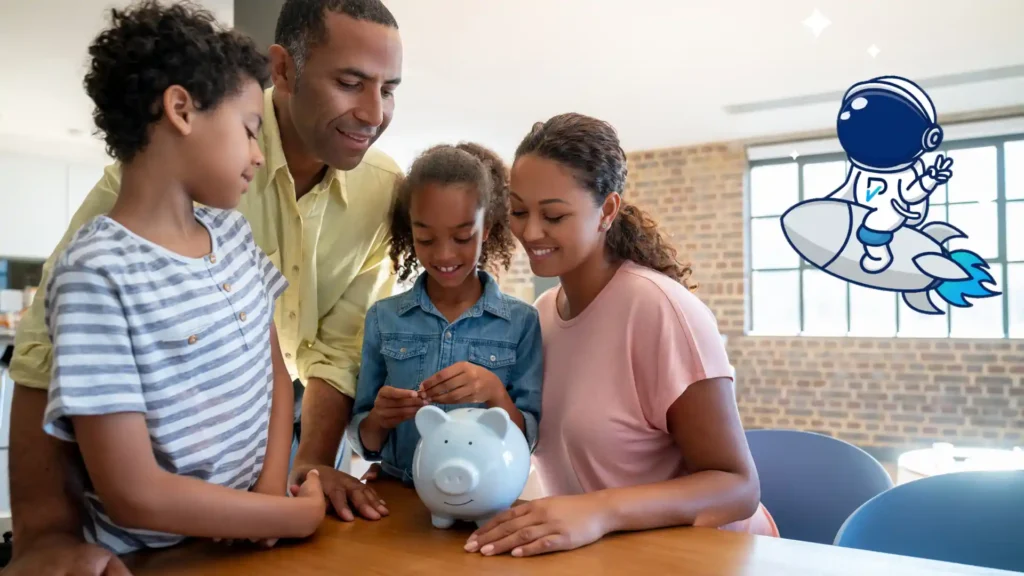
934, 249, 1000, 308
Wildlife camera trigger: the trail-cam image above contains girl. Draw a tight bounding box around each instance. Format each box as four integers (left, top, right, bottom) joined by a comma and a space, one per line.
42, 2, 325, 554
348, 143, 543, 485
467, 114, 778, 558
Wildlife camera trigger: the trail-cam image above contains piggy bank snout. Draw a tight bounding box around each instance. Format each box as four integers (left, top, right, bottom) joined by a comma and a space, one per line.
433, 459, 480, 496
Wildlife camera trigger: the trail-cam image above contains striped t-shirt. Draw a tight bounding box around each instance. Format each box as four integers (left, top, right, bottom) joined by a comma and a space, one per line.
42, 207, 288, 554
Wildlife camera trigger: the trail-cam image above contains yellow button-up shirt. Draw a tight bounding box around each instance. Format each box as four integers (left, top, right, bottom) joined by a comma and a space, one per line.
11, 87, 400, 398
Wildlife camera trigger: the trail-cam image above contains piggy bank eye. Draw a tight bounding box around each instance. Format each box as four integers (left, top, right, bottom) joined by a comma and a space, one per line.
444, 440, 448, 444
469, 441, 473, 446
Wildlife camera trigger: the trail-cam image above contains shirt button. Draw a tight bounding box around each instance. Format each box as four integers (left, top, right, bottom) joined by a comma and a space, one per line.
306, 341, 314, 348
285, 352, 292, 359
292, 265, 300, 274
289, 311, 297, 320
445, 331, 452, 340
208, 254, 217, 264
187, 335, 198, 345
223, 283, 232, 292
400, 347, 407, 353
239, 312, 247, 321
490, 354, 497, 362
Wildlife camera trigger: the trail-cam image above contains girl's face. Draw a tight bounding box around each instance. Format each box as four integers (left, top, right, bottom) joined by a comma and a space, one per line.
179, 79, 265, 210
509, 154, 612, 278
410, 182, 489, 289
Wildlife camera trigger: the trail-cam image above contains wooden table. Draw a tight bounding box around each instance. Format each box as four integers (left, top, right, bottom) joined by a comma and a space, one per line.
123, 481, 1010, 575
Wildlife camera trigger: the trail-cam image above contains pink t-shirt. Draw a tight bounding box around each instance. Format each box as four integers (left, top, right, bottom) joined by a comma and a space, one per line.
532, 261, 777, 537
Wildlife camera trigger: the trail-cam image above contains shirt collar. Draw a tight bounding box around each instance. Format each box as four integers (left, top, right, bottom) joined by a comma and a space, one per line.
258, 87, 347, 205
396, 270, 511, 321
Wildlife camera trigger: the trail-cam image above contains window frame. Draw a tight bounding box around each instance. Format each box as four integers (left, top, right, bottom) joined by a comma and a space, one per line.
745, 133, 1024, 339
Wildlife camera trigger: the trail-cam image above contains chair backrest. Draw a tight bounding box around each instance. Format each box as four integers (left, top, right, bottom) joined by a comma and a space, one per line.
746, 429, 893, 544
834, 470, 1024, 572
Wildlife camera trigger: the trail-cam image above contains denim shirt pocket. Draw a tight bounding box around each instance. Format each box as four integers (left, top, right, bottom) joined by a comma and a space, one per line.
468, 343, 518, 384
379, 338, 429, 390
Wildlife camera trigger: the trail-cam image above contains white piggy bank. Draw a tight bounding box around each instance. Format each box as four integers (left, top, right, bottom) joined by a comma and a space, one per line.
412, 405, 530, 529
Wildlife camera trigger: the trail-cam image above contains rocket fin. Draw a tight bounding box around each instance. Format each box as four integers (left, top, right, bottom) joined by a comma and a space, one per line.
920, 222, 966, 246
913, 253, 970, 281
903, 291, 944, 315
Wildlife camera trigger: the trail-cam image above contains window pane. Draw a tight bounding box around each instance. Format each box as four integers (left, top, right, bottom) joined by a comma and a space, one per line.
930, 183, 947, 205
945, 146, 996, 203
802, 161, 846, 200
1007, 140, 1024, 200
849, 284, 897, 337
1010, 263, 1024, 338
751, 270, 800, 335
950, 264, 1004, 338
898, 296, 948, 338
750, 163, 798, 217
1008, 202, 1024, 262
947, 202, 998, 259
802, 270, 848, 335
750, 217, 799, 269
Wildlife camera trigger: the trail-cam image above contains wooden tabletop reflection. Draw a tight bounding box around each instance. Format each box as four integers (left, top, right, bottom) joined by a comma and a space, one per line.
123, 480, 1010, 575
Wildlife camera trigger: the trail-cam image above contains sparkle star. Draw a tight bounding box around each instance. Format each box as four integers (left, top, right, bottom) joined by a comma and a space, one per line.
802, 9, 831, 38
790, 151, 800, 161
867, 44, 881, 58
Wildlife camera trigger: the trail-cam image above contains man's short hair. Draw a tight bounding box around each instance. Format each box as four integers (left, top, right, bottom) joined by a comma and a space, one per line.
275, 0, 398, 75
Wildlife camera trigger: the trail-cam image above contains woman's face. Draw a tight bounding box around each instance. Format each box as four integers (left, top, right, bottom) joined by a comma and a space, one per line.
409, 182, 488, 289
509, 154, 611, 278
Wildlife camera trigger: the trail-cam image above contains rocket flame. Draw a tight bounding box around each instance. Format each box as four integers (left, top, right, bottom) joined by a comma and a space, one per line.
935, 250, 1001, 308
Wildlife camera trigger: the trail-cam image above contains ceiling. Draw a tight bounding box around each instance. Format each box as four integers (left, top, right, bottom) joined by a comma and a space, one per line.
2, 0, 1023, 169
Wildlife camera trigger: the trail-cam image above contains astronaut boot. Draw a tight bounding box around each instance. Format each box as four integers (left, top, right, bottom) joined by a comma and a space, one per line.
860, 244, 893, 274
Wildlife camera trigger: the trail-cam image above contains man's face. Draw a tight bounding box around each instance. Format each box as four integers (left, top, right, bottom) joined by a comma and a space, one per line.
289, 13, 402, 171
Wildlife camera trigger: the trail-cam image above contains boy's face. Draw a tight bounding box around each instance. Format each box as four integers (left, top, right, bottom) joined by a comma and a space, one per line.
183, 79, 266, 210
410, 182, 489, 290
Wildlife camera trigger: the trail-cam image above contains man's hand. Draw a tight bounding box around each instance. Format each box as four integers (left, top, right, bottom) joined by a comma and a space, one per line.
287, 465, 388, 522
419, 362, 505, 405
2, 534, 131, 576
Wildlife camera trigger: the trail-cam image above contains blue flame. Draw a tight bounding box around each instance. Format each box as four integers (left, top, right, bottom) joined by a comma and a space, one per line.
935, 249, 1001, 307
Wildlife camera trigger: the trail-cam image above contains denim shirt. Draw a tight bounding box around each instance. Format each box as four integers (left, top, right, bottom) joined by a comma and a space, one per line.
347, 271, 543, 485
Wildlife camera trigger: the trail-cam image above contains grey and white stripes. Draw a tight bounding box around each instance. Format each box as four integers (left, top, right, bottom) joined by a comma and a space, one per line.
43, 207, 287, 554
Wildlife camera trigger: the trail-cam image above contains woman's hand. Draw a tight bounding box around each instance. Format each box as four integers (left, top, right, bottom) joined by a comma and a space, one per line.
465, 494, 613, 557
419, 362, 505, 405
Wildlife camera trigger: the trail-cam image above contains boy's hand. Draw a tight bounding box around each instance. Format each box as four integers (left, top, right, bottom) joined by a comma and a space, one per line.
367, 386, 427, 430
420, 362, 505, 405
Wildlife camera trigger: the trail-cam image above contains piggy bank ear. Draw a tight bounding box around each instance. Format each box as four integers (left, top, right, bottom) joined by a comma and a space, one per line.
476, 407, 510, 439
415, 405, 450, 437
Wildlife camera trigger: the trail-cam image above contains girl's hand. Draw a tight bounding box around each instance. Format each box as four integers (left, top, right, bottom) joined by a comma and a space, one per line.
293, 469, 328, 536
368, 386, 427, 429
419, 362, 505, 405
465, 494, 613, 558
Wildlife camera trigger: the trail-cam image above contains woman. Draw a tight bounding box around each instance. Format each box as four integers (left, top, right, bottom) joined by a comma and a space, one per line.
465, 113, 777, 558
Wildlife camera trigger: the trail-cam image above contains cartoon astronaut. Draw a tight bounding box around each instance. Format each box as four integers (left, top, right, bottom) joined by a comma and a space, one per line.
826, 76, 954, 274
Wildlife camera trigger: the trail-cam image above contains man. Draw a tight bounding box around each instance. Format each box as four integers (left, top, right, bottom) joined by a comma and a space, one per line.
5, 1, 403, 573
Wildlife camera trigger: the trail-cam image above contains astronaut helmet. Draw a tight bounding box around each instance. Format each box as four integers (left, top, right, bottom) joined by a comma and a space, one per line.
836, 76, 943, 171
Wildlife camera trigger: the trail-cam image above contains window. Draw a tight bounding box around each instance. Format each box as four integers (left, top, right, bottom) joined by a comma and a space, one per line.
747, 133, 1023, 338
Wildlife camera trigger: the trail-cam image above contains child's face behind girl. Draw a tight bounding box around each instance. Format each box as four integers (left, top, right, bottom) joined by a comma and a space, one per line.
167, 79, 266, 210
410, 182, 490, 290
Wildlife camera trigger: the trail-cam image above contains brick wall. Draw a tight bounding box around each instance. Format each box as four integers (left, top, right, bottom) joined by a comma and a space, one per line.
500, 142, 1023, 458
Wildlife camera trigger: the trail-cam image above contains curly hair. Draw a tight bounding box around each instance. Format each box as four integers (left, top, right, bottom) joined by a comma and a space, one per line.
84, 1, 270, 163
389, 143, 516, 283
515, 113, 697, 291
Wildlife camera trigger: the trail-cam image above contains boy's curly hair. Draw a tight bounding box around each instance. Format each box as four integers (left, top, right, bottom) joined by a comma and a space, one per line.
84, 0, 270, 162
389, 143, 516, 282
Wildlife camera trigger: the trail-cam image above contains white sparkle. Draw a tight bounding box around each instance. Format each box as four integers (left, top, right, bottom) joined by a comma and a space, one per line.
790, 151, 800, 161
802, 9, 832, 38
867, 44, 881, 58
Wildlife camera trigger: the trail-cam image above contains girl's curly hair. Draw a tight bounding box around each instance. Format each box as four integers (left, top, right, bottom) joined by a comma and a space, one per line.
514, 113, 697, 291
389, 143, 516, 282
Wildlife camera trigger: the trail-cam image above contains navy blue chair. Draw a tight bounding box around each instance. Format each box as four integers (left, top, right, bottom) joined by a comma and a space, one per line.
835, 470, 1024, 572
745, 429, 893, 544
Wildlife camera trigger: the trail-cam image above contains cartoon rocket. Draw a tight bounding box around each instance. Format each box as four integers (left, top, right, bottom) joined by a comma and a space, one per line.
781, 198, 999, 314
